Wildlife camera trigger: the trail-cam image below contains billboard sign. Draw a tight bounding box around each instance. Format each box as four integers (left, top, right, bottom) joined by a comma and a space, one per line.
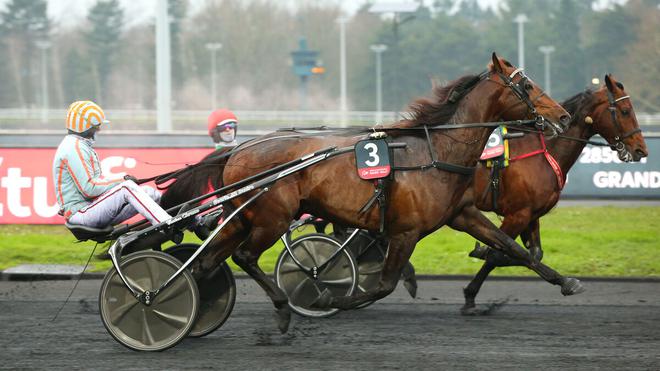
0, 148, 211, 224
562, 139, 660, 198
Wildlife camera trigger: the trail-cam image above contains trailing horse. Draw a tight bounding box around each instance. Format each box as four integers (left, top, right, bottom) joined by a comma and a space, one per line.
186, 53, 578, 332
455, 74, 648, 313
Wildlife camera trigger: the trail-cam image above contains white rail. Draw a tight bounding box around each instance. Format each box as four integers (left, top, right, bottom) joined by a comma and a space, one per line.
1, 109, 659, 132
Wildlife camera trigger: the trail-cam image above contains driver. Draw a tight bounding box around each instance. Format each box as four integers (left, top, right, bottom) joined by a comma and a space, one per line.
53, 101, 174, 229
207, 108, 238, 149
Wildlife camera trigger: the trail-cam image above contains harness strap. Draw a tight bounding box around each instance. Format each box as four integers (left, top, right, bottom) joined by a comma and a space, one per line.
479, 161, 501, 210
509, 132, 565, 190
358, 178, 388, 233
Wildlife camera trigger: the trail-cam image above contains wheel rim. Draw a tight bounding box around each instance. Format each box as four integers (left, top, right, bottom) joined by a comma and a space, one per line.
165, 244, 236, 337
99, 251, 199, 351
349, 232, 386, 294
276, 234, 357, 318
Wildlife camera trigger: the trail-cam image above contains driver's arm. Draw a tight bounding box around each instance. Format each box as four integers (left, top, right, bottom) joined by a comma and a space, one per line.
66, 138, 123, 199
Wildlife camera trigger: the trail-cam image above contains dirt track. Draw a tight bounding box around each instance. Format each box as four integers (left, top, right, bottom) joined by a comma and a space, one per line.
1, 278, 658, 370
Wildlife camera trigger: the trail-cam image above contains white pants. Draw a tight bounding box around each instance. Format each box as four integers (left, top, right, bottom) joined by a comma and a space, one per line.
68, 180, 172, 228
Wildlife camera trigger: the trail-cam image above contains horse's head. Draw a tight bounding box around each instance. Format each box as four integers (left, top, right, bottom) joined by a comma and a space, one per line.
488, 52, 570, 133
587, 74, 648, 162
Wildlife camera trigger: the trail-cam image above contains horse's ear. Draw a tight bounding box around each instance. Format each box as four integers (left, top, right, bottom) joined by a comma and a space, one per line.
604, 74, 614, 92
491, 52, 504, 73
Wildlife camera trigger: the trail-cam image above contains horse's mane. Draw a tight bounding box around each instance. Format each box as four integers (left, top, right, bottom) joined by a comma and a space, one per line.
561, 90, 596, 127
391, 74, 482, 129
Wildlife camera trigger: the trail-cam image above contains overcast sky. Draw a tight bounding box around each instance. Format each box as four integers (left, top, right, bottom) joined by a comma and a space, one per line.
0, 0, 626, 30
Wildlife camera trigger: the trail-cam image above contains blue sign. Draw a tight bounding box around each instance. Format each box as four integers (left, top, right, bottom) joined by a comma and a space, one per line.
291, 37, 320, 77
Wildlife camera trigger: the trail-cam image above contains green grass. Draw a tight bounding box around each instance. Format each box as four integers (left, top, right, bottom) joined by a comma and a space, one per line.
1, 206, 659, 277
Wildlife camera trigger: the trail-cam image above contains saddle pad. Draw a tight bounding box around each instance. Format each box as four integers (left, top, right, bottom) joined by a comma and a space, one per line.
355, 139, 391, 180
480, 126, 507, 160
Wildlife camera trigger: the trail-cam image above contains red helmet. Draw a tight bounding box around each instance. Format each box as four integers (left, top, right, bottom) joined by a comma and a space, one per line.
207, 109, 238, 136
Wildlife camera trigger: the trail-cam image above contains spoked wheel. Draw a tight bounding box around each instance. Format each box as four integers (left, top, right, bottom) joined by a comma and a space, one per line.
165, 243, 236, 337
346, 231, 387, 309
99, 250, 199, 351
275, 233, 358, 318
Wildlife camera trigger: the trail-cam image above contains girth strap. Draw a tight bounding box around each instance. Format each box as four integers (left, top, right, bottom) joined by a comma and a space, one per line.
358, 179, 389, 233
480, 160, 502, 210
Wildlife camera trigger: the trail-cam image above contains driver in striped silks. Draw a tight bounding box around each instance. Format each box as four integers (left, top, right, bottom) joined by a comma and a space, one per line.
52, 101, 173, 228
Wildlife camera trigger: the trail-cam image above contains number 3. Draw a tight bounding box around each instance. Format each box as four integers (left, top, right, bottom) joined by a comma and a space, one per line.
364, 143, 380, 166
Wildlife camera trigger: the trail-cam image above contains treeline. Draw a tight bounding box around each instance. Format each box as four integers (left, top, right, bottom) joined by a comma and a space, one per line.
0, 0, 658, 113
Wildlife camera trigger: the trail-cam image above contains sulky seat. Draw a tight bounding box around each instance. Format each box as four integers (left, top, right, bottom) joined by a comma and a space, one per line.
65, 222, 114, 242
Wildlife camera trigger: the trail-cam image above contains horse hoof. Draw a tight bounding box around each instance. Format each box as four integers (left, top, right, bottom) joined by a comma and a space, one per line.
403, 278, 418, 298
275, 306, 291, 334
469, 243, 489, 260
561, 278, 586, 296
310, 288, 333, 309
460, 305, 479, 316
461, 299, 507, 316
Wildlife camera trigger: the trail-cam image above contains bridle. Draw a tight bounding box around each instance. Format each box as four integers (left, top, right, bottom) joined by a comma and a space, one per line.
601, 90, 641, 153
487, 67, 565, 136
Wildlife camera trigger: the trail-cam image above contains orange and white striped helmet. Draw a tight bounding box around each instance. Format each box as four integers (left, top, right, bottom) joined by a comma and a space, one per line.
65, 101, 109, 133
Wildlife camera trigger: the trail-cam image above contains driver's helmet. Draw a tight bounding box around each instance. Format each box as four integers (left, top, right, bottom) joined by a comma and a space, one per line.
207, 109, 238, 146
66, 100, 108, 133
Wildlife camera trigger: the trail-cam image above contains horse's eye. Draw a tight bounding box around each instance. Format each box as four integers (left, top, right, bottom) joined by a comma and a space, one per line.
621, 109, 630, 116
524, 82, 533, 90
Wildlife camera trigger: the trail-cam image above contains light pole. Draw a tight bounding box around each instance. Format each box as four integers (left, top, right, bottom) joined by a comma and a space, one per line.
336, 16, 348, 127
369, 2, 419, 119
205, 42, 223, 109
513, 14, 528, 70
35, 40, 51, 124
370, 44, 387, 124
538, 45, 555, 96
156, 0, 172, 132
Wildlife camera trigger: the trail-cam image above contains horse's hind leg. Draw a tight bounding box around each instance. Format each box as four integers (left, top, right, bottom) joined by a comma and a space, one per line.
232, 223, 293, 333
317, 230, 419, 310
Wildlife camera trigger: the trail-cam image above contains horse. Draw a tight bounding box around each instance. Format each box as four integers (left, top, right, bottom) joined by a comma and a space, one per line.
186, 53, 577, 333
453, 74, 649, 313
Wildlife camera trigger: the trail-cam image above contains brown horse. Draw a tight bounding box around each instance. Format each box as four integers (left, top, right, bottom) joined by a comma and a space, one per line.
454, 74, 648, 313
189, 53, 577, 332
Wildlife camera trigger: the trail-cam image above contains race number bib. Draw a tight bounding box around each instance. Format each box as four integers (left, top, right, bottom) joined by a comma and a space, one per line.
480, 126, 506, 160
355, 139, 391, 180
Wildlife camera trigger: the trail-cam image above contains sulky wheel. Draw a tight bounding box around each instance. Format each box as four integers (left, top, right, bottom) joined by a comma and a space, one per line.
99, 250, 199, 351
346, 231, 387, 309
165, 243, 236, 337
275, 233, 358, 318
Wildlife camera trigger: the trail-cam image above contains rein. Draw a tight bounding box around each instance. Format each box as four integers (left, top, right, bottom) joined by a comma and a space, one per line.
507, 126, 611, 147
135, 67, 560, 186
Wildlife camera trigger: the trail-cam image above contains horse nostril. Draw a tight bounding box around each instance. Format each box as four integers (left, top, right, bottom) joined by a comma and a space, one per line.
559, 115, 570, 127
635, 148, 648, 158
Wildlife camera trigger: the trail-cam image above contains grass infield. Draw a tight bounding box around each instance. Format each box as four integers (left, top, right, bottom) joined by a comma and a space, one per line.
1, 206, 658, 277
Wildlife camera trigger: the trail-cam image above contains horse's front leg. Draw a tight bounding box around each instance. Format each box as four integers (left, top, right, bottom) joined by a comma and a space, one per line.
453, 206, 531, 314
521, 218, 543, 262
456, 206, 585, 297
316, 230, 418, 310
470, 217, 543, 265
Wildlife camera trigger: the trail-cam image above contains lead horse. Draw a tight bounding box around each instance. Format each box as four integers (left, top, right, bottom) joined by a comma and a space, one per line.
456, 74, 648, 313
187, 53, 579, 332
